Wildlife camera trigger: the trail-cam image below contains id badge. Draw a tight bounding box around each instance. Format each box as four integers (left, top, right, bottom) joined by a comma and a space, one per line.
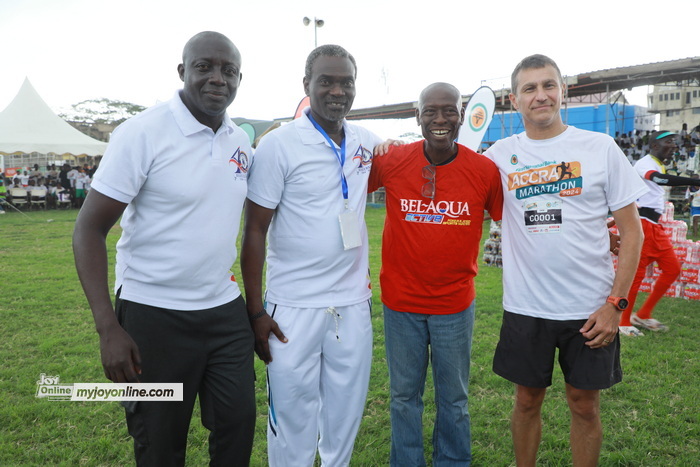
339, 210, 362, 250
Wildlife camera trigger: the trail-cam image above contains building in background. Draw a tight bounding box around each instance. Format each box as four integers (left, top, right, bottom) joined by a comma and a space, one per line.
483, 93, 655, 147
647, 79, 700, 132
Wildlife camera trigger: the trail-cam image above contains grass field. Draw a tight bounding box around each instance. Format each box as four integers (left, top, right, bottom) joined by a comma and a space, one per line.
1, 206, 699, 466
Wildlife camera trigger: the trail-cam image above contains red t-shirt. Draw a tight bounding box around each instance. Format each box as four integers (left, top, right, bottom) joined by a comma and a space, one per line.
368, 141, 503, 314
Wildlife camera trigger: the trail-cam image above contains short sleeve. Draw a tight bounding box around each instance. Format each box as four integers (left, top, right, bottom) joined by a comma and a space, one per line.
91, 122, 151, 204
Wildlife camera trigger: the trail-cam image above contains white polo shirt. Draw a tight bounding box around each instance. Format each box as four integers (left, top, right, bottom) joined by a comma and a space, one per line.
247, 108, 382, 307
92, 91, 252, 310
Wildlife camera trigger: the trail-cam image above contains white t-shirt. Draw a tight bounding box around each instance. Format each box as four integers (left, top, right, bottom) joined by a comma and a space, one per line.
75, 173, 88, 190
485, 126, 648, 320
92, 92, 251, 310
687, 187, 700, 208
247, 108, 382, 307
67, 169, 78, 187
634, 154, 668, 215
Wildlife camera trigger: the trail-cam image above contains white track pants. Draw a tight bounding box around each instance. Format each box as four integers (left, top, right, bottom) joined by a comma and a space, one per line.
265, 301, 373, 467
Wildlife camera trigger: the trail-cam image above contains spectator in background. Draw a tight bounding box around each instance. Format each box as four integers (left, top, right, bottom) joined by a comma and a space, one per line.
47, 164, 58, 180
687, 174, 700, 237
0, 176, 6, 214
47, 180, 58, 209
59, 164, 71, 192
19, 170, 29, 187
30, 163, 43, 180
74, 167, 89, 208
619, 131, 700, 336
67, 165, 79, 206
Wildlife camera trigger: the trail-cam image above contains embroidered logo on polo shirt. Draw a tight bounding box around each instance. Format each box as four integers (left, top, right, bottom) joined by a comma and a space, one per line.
352, 145, 373, 174
228, 147, 250, 174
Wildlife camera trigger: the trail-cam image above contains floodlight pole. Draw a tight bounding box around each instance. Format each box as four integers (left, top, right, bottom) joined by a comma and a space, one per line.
303, 16, 324, 48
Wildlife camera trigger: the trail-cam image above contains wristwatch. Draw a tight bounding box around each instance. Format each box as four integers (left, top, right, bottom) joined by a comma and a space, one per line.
606, 296, 629, 311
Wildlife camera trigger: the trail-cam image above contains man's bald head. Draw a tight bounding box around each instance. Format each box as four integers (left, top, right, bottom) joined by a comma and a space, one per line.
418, 82, 462, 111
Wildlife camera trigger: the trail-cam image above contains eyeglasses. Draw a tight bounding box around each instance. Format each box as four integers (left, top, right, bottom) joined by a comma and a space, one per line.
422, 164, 436, 199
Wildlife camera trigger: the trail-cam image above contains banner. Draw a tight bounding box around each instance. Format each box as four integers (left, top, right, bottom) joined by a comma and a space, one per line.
294, 96, 310, 119
457, 86, 496, 152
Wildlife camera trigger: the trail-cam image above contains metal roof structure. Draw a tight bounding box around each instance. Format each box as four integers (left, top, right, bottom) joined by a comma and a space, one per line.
332, 56, 700, 120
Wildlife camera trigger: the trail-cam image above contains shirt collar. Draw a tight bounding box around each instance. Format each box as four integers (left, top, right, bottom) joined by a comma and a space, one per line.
169, 91, 235, 137
296, 106, 354, 147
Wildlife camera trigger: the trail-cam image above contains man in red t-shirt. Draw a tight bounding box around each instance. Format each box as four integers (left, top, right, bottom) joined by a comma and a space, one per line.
368, 82, 503, 465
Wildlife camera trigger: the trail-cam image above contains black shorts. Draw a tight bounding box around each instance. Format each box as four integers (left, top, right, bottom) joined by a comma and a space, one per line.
493, 311, 622, 390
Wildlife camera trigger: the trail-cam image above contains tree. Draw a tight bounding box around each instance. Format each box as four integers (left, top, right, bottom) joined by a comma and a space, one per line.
59, 98, 146, 126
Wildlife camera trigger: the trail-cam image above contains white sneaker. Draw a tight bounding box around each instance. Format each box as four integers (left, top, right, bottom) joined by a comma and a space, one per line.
619, 326, 644, 337
631, 314, 669, 332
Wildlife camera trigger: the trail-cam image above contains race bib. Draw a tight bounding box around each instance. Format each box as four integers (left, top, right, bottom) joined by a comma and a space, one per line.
522, 200, 562, 234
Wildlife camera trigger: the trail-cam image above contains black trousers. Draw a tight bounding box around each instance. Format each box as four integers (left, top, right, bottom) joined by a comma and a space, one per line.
116, 294, 255, 466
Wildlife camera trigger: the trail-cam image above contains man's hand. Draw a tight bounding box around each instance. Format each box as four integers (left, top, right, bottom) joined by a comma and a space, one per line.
373, 139, 403, 156
607, 218, 621, 255
609, 231, 621, 255
251, 313, 287, 364
98, 325, 142, 383
580, 304, 619, 349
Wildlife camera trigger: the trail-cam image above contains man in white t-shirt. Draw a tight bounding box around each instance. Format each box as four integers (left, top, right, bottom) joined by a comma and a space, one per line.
618, 131, 700, 335
688, 174, 700, 236
485, 54, 646, 466
241, 45, 383, 466
73, 31, 255, 465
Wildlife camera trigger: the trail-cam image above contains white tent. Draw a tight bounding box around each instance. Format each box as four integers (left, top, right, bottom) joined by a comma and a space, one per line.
0, 78, 108, 157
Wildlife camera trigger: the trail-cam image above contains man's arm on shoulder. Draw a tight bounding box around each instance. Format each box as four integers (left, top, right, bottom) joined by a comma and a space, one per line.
240, 199, 286, 364
72, 189, 141, 382
581, 202, 643, 348
372, 139, 403, 156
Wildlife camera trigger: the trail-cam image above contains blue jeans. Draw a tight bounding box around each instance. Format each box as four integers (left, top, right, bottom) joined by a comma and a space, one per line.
384, 302, 475, 467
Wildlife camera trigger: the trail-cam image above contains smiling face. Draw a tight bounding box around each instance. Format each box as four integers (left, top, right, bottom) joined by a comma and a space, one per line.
416, 83, 464, 159
303, 55, 356, 133
178, 32, 242, 131
510, 64, 566, 139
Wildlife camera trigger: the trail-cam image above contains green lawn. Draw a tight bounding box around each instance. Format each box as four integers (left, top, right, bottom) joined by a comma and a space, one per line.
1, 207, 698, 466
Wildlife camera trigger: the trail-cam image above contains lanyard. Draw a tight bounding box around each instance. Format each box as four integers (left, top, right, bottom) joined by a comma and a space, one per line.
308, 114, 349, 205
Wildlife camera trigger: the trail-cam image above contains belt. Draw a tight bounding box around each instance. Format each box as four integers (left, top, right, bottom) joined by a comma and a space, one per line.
638, 207, 661, 223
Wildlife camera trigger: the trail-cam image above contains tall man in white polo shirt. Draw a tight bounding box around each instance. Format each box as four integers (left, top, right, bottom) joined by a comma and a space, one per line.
241, 44, 383, 466
73, 31, 255, 466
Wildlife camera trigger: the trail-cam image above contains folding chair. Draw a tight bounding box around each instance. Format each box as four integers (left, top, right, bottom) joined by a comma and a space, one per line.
9, 188, 29, 210
30, 188, 48, 210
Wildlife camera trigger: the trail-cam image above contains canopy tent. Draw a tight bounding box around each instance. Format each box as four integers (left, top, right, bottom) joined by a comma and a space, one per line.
0, 78, 108, 157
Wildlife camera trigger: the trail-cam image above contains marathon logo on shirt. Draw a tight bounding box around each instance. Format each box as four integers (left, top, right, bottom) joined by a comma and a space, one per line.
400, 199, 472, 225
228, 147, 250, 177
508, 160, 582, 200
352, 145, 373, 174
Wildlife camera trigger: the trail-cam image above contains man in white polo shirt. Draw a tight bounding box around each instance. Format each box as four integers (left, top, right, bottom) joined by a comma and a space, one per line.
73, 31, 255, 465
241, 44, 383, 466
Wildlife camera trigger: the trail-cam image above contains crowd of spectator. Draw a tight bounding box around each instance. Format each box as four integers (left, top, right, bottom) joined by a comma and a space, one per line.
615, 122, 700, 175
1, 162, 96, 212
614, 122, 700, 219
